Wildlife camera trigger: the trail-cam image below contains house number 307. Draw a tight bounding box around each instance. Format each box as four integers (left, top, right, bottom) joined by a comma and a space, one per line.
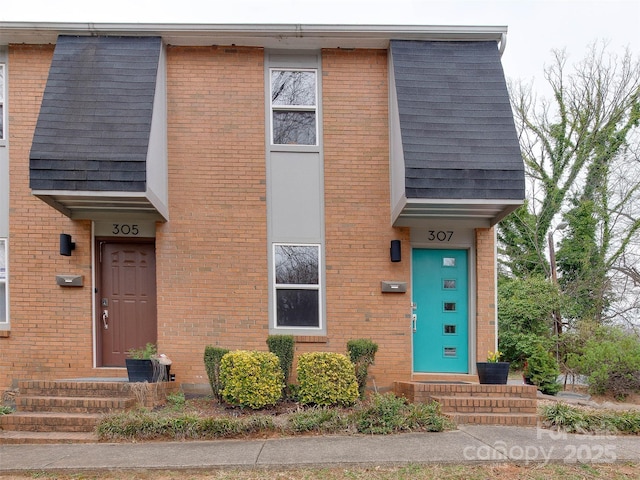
428, 230, 454, 242
112, 224, 140, 235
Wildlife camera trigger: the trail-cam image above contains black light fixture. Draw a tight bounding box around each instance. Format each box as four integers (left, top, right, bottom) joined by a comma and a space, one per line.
390, 240, 401, 262
60, 233, 76, 256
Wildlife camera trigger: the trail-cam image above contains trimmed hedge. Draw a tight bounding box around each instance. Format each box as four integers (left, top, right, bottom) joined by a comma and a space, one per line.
220, 350, 284, 409
347, 338, 378, 399
267, 335, 295, 385
297, 352, 359, 407
204, 346, 230, 402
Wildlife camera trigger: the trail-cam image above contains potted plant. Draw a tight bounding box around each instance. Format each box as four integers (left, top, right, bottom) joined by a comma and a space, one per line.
125, 343, 172, 382
476, 350, 510, 385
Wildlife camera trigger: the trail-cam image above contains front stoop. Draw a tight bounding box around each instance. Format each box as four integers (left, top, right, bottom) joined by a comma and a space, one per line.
394, 382, 539, 426
0, 380, 179, 444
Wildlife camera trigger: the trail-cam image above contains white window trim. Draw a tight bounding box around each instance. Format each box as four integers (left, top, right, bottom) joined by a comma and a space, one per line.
269, 68, 318, 147
272, 243, 323, 331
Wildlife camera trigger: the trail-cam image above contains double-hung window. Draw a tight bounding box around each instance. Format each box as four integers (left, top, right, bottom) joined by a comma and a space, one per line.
0, 239, 7, 324
274, 244, 321, 328
270, 69, 317, 145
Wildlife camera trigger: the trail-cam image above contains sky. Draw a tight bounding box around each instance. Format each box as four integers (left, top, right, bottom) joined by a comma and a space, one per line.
2, 0, 639, 92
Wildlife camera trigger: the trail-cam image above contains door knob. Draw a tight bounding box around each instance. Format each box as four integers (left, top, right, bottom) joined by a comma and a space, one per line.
102, 310, 109, 330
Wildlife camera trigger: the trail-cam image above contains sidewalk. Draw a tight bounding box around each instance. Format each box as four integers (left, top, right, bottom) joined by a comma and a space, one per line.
1, 425, 639, 473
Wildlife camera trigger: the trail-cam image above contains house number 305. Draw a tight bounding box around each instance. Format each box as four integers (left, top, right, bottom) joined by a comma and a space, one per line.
112, 224, 140, 236
428, 230, 454, 241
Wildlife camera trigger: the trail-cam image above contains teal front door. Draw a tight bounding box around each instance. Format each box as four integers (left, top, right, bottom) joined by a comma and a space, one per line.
412, 249, 469, 373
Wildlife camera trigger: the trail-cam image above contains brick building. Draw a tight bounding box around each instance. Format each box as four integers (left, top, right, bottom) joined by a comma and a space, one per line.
0, 23, 524, 394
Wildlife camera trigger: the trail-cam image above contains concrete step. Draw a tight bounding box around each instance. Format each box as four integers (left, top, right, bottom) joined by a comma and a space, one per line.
16, 395, 136, 413
433, 395, 537, 415
0, 412, 102, 433
447, 412, 539, 426
0, 430, 99, 444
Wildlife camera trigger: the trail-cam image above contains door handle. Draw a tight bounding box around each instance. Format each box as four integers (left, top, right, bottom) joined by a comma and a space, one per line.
102, 310, 109, 330
412, 313, 417, 332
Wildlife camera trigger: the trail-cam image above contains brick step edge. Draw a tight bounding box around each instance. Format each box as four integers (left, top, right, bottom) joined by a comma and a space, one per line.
432, 396, 537, 414
448, 412, 540, 426
0, 412, 102, 432
0, 430, 99, 444
16, 395, 136, 413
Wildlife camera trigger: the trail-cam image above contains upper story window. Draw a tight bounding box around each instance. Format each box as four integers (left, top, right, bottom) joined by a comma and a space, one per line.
0, 239, 7, 324
0, 64, 4, 140
270, 69, 317, 145
274, 244, 321, 328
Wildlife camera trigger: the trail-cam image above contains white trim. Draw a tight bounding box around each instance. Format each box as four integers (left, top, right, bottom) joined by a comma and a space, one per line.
0, 22, 508, 49
0, 238, 8, 327
272, 243, 323, 332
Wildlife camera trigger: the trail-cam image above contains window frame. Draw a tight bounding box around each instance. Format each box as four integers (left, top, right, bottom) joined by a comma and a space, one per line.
269, 68, 318, 146
272, 243, 322, 330
0, 63, 4, 141
0, 238, 8, 325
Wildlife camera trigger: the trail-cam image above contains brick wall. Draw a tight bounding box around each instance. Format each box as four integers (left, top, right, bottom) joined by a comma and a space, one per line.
157, 46, 269, 386
322, 49, 411, 388
1, 45, 94, 389
475, 227, 497, 362
1, 43, 494, 393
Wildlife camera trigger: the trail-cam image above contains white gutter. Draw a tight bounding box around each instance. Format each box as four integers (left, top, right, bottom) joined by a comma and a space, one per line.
0, 22, 508, 49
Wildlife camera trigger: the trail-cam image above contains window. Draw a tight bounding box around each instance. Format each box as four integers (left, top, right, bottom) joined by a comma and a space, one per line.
0, 239, 7, 324
0, 64, 4, 140
270, 69, 317, 145
274, 244, 320, 328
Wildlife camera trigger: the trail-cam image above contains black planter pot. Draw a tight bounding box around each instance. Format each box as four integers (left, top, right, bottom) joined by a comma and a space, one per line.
125, 359, 170, 382
476, 362, 510, 385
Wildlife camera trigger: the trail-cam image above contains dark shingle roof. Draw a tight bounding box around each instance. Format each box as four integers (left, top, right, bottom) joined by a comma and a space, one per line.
30, 35, 161, 192
391, 40, 524, 200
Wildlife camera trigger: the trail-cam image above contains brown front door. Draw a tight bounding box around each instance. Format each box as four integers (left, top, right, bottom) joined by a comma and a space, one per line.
97, 240, 157, 367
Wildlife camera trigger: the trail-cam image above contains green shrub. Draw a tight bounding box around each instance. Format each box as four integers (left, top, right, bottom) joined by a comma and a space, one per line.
267, 335, 295, 385
525, 343, 561, 395
220, 350, 284, 409
297, 352, 359, 407
540, 403, 640, 435
204, 346, 230, 402
286, 407, 348, 434
352, 393, 452, 434
567, 326, 640, 399
127, 342, 157, 359
347, 338, 378, 399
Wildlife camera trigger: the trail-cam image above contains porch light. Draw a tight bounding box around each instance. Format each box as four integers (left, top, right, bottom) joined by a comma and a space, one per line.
390, 240, 401, 262
60, 233, 76, 256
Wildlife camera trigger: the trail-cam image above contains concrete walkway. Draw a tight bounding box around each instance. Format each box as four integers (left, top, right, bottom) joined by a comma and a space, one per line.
1, 425, 639, 473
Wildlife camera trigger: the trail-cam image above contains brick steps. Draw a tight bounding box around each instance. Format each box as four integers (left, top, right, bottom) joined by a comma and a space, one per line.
0, 430, 99, 444
17, 395, 136, 413
394, 381, 539, 426
0, 411, 103, 432
0, 379, 179, 444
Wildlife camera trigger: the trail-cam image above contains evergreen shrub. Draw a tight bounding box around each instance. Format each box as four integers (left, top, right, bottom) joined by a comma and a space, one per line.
203, 346, 230, 402
347, 338, 378, 399
220, 350, 284, 409
266, 335, 295, 385
297, 352, 359, 407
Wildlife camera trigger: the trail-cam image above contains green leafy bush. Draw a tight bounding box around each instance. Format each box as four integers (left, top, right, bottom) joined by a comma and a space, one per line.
297, 352, 359, 407
353, 393, 452, 434
267, 335, 295, 385
497, 275, 559, 368
127, 342, 157, 359
347, 338, 378, 399
220, 350, 284, 409
540, 403, 640, 435
203, 346, 230, 402
567, 326, 640, 399
525, 343, 561, 395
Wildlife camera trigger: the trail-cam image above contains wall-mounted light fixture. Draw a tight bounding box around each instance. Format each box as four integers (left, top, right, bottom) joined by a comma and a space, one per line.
390, 240, 401, 262
60, 233, 76, 256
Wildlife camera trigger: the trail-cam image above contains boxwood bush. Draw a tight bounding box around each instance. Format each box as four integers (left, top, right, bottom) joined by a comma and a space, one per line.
347, 338, 378, 399
297, 352, 359, 407
220, 350, 284, 409
266, 335, 295, 385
